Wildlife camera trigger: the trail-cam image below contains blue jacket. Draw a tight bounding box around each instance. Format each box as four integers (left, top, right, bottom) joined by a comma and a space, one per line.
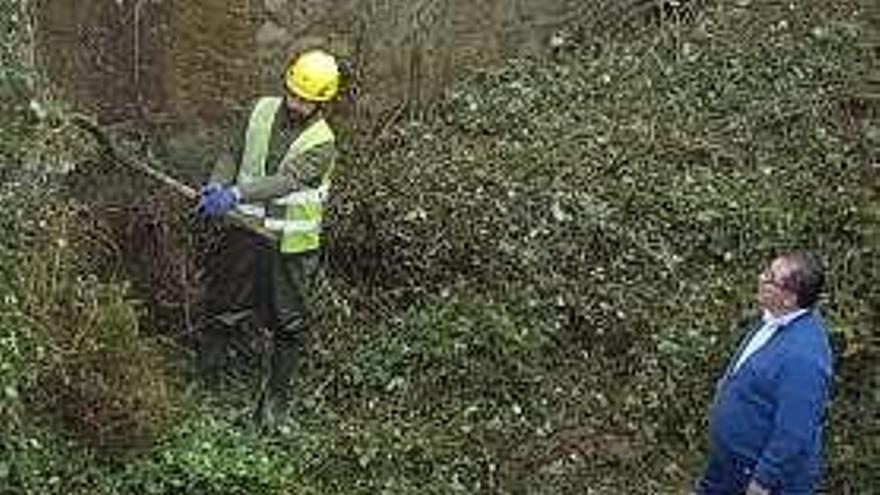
708, 311, 833, 493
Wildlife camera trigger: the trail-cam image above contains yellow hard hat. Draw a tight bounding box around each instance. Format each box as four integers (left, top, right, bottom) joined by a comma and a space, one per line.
285, 50, 340, 102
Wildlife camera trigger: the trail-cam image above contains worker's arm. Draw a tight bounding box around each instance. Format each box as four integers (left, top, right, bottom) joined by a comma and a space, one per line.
235, 141, 336, 202
209, 150, 239, 185
206, 105, 249, 185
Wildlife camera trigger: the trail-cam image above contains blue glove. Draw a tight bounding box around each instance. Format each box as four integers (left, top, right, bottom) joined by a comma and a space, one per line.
197, 183, 240, 218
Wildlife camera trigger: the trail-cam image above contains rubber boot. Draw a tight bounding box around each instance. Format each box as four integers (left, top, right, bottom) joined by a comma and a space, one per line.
252, 337, 298, 431
196, 310, 253, 388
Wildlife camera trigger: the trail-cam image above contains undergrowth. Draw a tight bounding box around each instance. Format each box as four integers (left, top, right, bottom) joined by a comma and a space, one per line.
1, 1, 179, 491
320, 1, 878, 492
1, 0, 878, 494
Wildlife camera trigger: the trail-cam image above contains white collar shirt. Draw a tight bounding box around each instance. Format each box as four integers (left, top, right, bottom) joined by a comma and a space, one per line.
731, 308, 809, 374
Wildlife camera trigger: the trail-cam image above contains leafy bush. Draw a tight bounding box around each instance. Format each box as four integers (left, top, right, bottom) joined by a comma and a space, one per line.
0, 181, 179, 460
1, 2, 180, 479
315, 1, 879, 492
109, 416, 295, 495
1, 0, 877, 493
0, 0, 37, 166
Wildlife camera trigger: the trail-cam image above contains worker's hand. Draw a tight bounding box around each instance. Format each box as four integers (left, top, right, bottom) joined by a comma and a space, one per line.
197, 183, 240, 218
745, 479, 770, 495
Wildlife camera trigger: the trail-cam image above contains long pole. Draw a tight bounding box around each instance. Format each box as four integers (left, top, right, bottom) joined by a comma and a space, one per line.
71, 114, 275, 240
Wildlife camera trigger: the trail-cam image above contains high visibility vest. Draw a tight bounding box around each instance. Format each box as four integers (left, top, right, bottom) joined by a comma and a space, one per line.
235, 96, 335, 254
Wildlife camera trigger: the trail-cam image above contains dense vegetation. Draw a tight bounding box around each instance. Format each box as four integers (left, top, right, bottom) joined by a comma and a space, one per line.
2, 0, 878, 493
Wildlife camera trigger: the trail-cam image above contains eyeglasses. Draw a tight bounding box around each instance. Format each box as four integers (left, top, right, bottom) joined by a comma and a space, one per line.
759, 267, 789, 290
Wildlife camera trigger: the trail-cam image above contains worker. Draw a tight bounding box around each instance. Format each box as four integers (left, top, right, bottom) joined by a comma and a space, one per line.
196, 49, 340, 430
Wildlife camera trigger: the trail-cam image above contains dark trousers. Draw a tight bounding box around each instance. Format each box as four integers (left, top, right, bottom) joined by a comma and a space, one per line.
252, 234, 317, 343
202, 226, 317, 334
694, 449, 756, 495
252, 239, 317, 424
198, 226, 317, 401
695, 448, 815, 495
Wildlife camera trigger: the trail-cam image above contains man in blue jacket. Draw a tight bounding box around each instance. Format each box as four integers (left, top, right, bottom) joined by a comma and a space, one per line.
694, 252, 833, 495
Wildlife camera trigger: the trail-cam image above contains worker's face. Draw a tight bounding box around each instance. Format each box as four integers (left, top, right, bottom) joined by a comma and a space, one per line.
285, 92, 317, 119
757, 257, 799, 315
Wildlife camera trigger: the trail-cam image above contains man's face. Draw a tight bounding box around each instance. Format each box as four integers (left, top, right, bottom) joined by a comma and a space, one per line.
757, 257, 799, 315
285, 92, 316, 119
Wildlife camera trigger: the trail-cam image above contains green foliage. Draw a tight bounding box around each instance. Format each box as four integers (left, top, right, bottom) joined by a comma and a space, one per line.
0, 185, 41, 431
108, 416, 295, 495
0, 174, 178, 491
0, 0, 877, 493
0, 0, 94, 176
4, 196, 178, 451
319, 1, 879, 492
0, 0, 37, 166
0, 425, 114, 495
0, 415, 298, 495
300, 287, 703, 493
345, 292, 553, 396
0, 169, 189, 492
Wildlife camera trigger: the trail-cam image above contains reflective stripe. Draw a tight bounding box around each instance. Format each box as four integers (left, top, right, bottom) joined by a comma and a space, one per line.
236, 97, 335, 254
236, 203, 266, 218
283, 119, 334, 165
273, 185, 329, 206
239, 97, 282, 184
264, 218, 321, 234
